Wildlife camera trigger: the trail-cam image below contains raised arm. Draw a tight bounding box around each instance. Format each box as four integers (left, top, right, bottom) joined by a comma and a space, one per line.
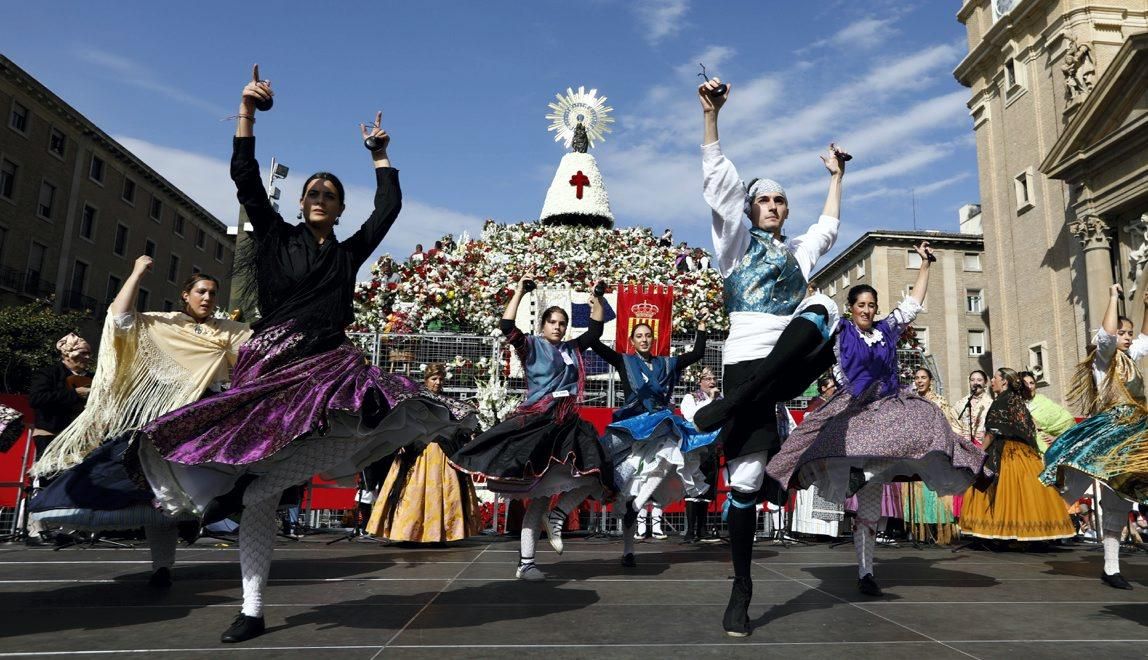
109, 256, 152, 318
231, 65, 281, 237
1102, 283, 1122, 335
699, 80, 751, 277
819, 143, 848, 220
346, 113, 403, 266
908, 241, 933, 306
674, 321, 709, 371
574, 293, 606, 352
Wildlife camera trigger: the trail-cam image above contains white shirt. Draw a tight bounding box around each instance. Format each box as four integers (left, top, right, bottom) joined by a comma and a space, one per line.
679, 390, 716, 424
702, 140, 839, 364
1092, 327, 1148, 387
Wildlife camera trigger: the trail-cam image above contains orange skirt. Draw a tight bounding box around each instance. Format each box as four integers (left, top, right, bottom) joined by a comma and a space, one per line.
365, 443, 481, 543
960, 440, 1075, 541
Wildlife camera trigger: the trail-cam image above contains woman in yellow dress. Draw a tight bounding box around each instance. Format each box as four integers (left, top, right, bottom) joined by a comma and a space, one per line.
366, 363, 480, 542
959, 368, 1074, 543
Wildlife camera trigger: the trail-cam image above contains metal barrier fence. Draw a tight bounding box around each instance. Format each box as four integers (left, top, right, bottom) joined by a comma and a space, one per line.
348, 331, 943, 405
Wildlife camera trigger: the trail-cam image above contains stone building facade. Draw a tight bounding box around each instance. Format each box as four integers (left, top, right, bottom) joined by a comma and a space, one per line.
954, 0, 1148, 406
0, 54, 233, 331
810, 229, 991, 399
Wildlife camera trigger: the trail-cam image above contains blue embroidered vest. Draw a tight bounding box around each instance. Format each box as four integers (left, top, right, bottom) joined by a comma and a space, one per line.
723, 227, 807, 315
522, 335, 581, 407
612, 354, 679, 421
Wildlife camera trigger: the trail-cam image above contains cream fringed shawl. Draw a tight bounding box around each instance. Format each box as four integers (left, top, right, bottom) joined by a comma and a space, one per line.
32, 311, 251, 475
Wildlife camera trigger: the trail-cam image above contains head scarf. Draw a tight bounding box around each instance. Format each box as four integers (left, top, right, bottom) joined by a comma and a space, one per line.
56, 333, 91, 359
743, 178, 787, 218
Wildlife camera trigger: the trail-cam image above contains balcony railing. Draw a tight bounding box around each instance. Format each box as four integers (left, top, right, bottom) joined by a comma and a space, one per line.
0, 265, 56, 299
61, 288, 99, 312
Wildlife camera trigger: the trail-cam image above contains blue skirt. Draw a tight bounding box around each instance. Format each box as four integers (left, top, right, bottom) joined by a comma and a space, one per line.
1041, 404, 1148, 503
605, 409, 720, 454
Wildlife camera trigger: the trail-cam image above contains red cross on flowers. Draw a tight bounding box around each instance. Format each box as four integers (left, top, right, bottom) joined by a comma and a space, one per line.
569, 170, 590, 199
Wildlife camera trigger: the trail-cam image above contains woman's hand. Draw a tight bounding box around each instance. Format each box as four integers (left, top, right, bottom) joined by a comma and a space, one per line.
360, 111, 390, 153
914, 240, 934, 265
698, 78, 729, 114
820, 143, 850, 177
132, 255, 153, 278
1112, 283, 1124, 298
517, 275, 536, 294
241, 64, 273, 114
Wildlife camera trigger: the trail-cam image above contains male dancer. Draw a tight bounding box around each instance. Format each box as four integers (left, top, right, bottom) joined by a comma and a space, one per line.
694, 77, 848, 636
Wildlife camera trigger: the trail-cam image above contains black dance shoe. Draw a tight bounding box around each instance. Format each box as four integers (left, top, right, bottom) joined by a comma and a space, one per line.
221, 613, 266, 643
147, 567, 172, 589
722, 576, 753, 637
858, 573, 884, 596
177, 520, 201, 545
621, 553, 637, 568
1101, 572, 1134, 590
693, 397, 734, 433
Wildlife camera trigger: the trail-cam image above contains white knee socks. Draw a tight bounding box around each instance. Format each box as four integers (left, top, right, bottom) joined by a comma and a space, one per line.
239, 496, 280, 618
144, 520, 180, 572
520, 497, 549, 567
854, 483, 883, 579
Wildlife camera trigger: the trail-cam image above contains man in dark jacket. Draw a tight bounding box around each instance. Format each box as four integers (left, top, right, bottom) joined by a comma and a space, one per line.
28, 332, 91, 459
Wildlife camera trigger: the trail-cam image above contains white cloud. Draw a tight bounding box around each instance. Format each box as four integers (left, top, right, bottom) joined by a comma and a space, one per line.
113, 136, 484, 282
76, 47, 229, 117
675, 45, 735, 78
832, 17, 898, 50
634, 0, 690, 44
849, 172, 972, 203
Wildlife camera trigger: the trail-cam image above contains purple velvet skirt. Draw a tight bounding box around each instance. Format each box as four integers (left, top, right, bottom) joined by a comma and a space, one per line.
142, 322, 469, 466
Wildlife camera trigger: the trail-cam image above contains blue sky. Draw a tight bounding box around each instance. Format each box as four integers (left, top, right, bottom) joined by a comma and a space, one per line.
4, 1, 978, 280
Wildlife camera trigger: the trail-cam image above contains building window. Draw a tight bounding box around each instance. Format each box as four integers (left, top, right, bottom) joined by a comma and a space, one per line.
966, 289, 983, 314
214, 240, 225, 262
0, 225, 6, 262
113, 224, 129, 256
173, 214, 185, 236
912, 327, 929, 354
137, 288, 150, 313
168, 254, 180, 282
963, 253, 982, 272
840, 273, 850, 288
144, 239, 156, 257
48, 128, 66, 158
968, 330, 986, 357
855, 261, 866, 279
89, 155, 105, 184
1029, 343, 1048, 384
907, 250, 923, 269
106, 275, 122, 305
79, 205, 97, 240
70, 260, 89, 296
1004, 59, 1017, 88
37, 181, 56, 220
163, 299, 174, 312
0, 158, 17, 200
1014, 168, 1035, 213
9, 101, 28, 134
150, 196, 163, 222
195, 228, 206, 250
122, 178, 136, 205
828, 283, 837, 297
26, 242, 46, 293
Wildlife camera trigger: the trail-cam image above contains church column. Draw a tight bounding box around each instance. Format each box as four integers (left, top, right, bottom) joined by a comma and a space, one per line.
1070, 215, 1114, 330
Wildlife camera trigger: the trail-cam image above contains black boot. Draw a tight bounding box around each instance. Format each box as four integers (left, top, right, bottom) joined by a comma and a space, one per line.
723, 576, 753, 637
858, 573, 884, 596
147, 567, 171, 589
221, 613, 266, 643
1101, 572, 1133, 590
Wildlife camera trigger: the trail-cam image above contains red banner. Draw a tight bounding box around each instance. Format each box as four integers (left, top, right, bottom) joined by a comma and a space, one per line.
613, 284, 674, 356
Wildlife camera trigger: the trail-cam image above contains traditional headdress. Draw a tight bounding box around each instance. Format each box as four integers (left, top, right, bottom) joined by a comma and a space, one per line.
55, 333, 91, 359
744, 178, 787, 218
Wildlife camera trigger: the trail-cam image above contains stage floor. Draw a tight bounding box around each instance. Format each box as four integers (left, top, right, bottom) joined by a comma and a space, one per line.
0, 534, 1145, 658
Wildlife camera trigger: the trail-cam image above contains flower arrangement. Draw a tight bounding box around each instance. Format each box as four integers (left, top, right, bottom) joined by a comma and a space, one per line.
353, 221, 726, 336
473, 358, 520, 431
